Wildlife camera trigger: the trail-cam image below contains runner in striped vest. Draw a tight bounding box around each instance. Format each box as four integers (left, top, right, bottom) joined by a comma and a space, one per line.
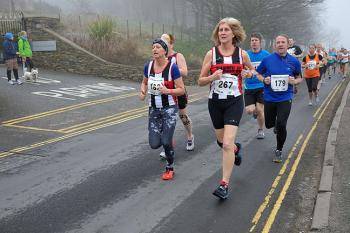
160, 33, 194, 157
198, 18, 255, 200
139, 38, 185, 181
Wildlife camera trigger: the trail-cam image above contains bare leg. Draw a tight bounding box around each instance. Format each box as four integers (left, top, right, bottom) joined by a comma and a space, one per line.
256, 103, 264, 129
179, 107, 193, 140
215, 126, 238, 183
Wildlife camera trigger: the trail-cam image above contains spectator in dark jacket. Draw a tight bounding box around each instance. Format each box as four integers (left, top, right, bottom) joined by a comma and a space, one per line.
3, 32, 21, 84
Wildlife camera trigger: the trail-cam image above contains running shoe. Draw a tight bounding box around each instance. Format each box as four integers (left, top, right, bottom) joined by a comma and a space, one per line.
234, 142, 242, 166
17, 79, 22, 85
8, 80, 14, 85
212, 182, 229, 200
315, 96, 320, 104
308, 101, 313, 106
186, 135, 195, 151
256, 129, 265, 139
159, 151, 166, 159
273, 150, 282, 163
162, 167, 174, 180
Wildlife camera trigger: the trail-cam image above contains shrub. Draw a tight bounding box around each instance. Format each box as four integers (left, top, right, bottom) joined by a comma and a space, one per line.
88, 16, 114, 40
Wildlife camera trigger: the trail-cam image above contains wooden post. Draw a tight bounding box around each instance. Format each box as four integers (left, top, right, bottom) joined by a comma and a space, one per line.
139, 21, 142, 38
126, 20, 129, 40
180, 27, 183, 41
152, 23, 154, 38
78, 15, 82, 29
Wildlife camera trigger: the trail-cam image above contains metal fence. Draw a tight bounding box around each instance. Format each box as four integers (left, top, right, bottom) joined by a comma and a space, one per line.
60, 14, 195, 42
0, 11, 25, 62
0, 11, 25, 35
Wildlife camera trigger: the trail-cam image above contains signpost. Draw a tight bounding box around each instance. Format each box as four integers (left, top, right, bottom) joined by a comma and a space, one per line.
31, 40, 57, 52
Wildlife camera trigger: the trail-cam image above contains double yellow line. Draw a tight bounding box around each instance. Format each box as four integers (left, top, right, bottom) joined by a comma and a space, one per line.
2, 92, 139, 127
250, 79, 344, 232
313, 80, 343, 118
0, 91, 208, 159
249, 134, 303, 232
60, 106, 148, 133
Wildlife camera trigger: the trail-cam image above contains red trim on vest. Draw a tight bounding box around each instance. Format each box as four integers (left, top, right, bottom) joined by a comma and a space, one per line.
151, 60, 171, 74
210, 64, 243, 75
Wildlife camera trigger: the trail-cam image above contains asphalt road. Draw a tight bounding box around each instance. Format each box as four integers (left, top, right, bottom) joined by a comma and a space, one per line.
0, 66, 343, 233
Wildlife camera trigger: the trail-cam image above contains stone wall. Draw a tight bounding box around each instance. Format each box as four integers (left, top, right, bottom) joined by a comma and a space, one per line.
25, 17, 199, 85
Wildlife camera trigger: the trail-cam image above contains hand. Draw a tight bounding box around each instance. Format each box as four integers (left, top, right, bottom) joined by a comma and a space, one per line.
22, 57, 26, 62
139, 90, 146, 101
241, 69, 251, 78
211, 69, 223, 81
288, 76, 296, 85
159, 83, 169, 94
264, 76, 271, 85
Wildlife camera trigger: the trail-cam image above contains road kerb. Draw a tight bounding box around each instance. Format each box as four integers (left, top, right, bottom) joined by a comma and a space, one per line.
311, 192, 331, 230
311, 79, 350, 230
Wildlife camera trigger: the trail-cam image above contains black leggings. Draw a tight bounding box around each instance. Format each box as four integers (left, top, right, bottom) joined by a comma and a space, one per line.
148, 106, 178, 167
265, 100, 292, 151
24, 57, 34, 71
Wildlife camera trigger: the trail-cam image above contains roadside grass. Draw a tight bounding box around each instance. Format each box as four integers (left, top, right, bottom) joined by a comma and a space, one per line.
60, 15, 210, 68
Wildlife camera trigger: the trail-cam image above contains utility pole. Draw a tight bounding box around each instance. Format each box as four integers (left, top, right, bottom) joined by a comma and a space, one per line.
10, 0, 15, 16
9, 0, 12, 15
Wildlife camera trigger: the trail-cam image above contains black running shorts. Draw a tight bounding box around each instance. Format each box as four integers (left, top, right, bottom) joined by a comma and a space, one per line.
208, 95, 244, 129
244, 88, 264, 106
178, 93, 188, 110
305, 77, 319, 92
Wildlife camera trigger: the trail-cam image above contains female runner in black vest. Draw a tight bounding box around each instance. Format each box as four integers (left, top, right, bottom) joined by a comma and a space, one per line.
139, 38, 185, 180
198, 18, 254, 199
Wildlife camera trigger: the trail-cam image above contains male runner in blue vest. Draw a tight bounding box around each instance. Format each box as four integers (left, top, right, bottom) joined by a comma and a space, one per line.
245, 33, 270, 139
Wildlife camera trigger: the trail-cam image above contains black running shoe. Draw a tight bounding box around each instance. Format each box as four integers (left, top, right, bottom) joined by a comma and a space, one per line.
213, 184, 229, 200
234, 142, 242, 166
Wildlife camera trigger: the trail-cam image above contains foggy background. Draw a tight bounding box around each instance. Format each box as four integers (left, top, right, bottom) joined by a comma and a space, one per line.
1, 0, 348, 56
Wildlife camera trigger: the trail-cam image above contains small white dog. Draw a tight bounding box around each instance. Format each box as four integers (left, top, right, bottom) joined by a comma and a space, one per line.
24, 69, 39, 82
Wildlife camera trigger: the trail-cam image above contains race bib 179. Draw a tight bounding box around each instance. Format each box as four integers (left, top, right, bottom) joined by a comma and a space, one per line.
270, 75, 289, 92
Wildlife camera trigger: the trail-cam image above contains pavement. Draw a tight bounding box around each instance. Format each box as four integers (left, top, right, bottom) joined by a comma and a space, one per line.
310, 77, 350, 233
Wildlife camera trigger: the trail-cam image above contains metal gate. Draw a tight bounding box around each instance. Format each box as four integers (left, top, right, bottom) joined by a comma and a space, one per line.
0, 11, 25, 63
